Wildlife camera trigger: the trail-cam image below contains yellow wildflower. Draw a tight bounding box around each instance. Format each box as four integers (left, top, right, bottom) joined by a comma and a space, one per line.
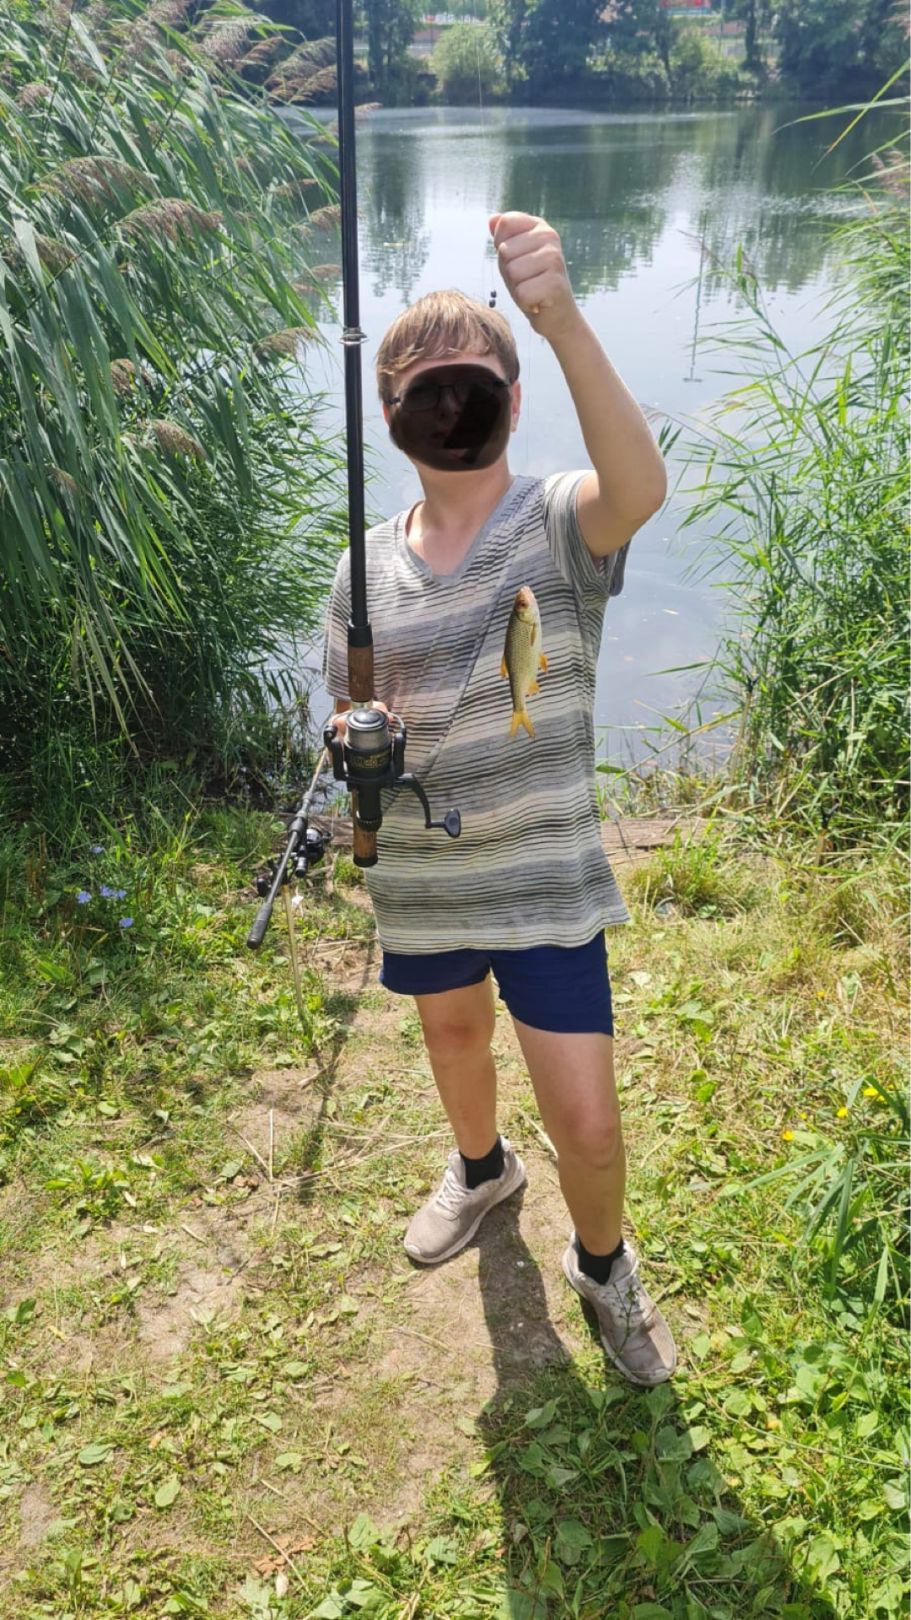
836, 1106, 849, 1119
781, 1129, 794, 1142
863, 1086, 880, 1099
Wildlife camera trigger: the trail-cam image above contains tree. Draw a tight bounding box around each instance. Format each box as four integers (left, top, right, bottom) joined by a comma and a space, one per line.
491, 0, 604, 92
726, 0, 773, 74
364, 0, 421, 95
774, 0, 907, 97
489, 0, 527, 87
431, 22, 504, 102
599, 0, 673, 73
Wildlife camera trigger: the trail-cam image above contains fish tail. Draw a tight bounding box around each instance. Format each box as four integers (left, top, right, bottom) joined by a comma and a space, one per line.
510, 708, 535, 738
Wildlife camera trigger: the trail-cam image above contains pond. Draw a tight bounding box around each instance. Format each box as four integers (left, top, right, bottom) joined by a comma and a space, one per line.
301, 101, 888, 769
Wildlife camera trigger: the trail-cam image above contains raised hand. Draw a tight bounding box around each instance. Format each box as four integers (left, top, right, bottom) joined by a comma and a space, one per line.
489, 211, 580, 342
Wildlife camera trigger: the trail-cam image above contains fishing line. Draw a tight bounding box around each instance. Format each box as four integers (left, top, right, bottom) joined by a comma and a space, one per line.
473, 30, 497, 315
471, 30, 536, 476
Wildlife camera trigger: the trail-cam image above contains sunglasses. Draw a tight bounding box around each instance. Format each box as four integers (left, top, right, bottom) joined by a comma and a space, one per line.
387, 369, 511, 414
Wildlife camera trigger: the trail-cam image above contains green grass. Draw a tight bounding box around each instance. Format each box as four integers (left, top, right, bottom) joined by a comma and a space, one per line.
0, 804, 907, 1618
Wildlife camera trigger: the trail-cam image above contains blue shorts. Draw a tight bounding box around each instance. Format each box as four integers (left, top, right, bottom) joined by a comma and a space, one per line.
379, 932, 613, 1036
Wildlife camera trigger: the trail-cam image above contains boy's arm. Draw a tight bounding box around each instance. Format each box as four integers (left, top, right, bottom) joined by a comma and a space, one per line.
490, 211, 667, 558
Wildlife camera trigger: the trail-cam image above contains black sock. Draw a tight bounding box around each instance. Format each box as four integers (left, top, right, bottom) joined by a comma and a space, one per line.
460, 1136, 505, 1189
575, 1233, 625, 1285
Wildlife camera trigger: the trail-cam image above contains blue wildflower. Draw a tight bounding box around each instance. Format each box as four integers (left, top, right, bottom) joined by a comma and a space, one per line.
119, 917, 134, 929
90, 844, 105, 855
99, 884, 114, 899
76, 890, 92, 905
114, 888, 127, 900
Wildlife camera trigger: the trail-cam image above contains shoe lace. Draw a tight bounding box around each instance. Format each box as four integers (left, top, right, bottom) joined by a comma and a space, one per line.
606, 1264, 655, 1334
436, 1165, 468, 1217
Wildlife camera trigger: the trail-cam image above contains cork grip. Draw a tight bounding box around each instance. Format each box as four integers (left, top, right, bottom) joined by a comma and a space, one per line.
352, 811, 376, 867
347, 643, 374, 704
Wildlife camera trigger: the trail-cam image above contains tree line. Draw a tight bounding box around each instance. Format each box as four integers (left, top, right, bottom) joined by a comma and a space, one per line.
250, 0, 908, 103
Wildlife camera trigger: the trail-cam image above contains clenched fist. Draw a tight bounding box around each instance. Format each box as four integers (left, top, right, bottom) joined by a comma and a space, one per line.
489, 212, 580, 342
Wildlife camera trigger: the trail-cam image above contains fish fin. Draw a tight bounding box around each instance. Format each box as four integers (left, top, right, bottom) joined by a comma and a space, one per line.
528, 679, 540, 696
500, 655, 508, 678
538, 652, 548, 672
510, 709, 534, 739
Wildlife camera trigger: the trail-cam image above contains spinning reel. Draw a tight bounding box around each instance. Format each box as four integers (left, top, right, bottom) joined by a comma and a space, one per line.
324, 706, 461, 865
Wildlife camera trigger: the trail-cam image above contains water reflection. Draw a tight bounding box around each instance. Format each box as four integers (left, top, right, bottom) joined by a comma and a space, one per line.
500, 122, 675, 294
357, 105, 890, 305
361, 122, 431, 303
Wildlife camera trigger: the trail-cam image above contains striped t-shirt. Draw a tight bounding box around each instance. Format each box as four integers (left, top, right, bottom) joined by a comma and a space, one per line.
321, 471, 631, 953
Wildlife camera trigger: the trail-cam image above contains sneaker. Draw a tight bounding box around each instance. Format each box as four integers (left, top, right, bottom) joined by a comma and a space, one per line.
403, 1139, 526, 1265
561, 1234, 677, 1387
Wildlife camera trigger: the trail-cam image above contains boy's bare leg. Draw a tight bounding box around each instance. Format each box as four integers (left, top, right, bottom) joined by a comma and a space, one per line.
511, 1021, 625, 1254
414, 978, 499, 1159
512, 1019, 676, 1385
402, 978, 524, 1268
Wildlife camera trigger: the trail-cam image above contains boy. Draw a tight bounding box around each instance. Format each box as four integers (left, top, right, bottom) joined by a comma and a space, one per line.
322, 212, 676, 1386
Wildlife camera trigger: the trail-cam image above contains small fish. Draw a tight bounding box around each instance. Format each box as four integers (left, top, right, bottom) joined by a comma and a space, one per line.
501, 585, 547, 738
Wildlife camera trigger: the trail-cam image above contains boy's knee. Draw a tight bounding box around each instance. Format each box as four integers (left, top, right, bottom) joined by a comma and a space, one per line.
560, 1109, 624, 1171
421, 1009, 494, 1061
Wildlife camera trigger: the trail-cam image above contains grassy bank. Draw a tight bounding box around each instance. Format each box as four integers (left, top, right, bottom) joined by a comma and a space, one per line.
1, 804, 906, 1618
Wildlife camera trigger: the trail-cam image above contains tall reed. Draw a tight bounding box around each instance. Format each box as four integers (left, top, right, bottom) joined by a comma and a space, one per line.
0, 0, 345, 832
682, 108, 909, 842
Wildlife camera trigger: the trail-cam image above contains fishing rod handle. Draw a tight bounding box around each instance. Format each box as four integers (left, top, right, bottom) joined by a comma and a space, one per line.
246, 827, 295, 948
246, 896, 274, 950
351, 799, 376, 868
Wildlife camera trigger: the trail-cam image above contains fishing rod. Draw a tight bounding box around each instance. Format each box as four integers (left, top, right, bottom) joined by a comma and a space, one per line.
246, 749, 329, 1000
323, 0, 460, 868
247, 0, 459, 961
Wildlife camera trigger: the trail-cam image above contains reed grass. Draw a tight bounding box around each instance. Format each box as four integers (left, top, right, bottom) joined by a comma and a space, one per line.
680, 107, 909, 843
0, 0, 346, 835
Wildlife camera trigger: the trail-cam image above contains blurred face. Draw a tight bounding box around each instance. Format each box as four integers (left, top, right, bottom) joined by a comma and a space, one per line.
382, 350, 522, 473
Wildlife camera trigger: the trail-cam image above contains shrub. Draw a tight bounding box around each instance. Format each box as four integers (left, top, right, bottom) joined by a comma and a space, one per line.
431, 22, 504, 103
586, 45, 671, 102
669, 26, 744, 102
387, 50, 436, 105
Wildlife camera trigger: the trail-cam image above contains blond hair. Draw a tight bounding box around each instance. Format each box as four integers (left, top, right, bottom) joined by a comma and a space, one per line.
376, 290, 519, 401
